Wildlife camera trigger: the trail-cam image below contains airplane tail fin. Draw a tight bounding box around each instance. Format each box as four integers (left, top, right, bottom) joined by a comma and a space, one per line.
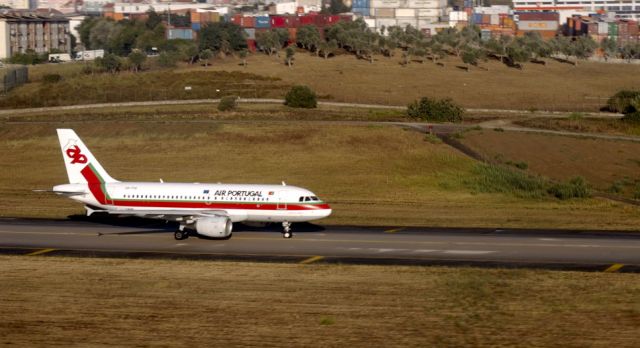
56, 129, 118, 184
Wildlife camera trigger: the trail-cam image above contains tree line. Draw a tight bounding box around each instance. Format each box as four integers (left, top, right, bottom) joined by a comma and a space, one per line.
272, 18, 640, 70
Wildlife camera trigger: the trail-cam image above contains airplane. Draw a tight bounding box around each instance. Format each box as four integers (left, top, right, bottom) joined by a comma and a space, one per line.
52, 129, 332, 240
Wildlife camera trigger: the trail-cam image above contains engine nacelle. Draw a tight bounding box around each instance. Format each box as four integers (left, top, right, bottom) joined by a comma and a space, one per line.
195, 217, 233, 238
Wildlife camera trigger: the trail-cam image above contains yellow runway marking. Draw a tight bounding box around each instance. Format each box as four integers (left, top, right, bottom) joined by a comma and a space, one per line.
604, 263, 624, 273
385, 228, 405, 234
25, 248, 55, 256
300, 256, 324, 264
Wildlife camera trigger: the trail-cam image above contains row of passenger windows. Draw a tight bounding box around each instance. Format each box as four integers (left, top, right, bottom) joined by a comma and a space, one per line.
122, 194, 271, 202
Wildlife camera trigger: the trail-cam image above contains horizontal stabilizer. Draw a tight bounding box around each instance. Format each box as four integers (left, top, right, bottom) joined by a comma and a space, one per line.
34, 189, 86, 197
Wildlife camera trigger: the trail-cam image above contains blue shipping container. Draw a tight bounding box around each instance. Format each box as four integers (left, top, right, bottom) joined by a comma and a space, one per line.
192, 22, 201, 31
352, 7, 371, 16
255, 16, 271, 28
472, 13, 483, 24
352, 0, 369, 8
168, 29, 193, 40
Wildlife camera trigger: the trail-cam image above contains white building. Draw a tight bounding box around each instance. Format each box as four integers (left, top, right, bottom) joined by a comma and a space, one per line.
512, 0, 640, 21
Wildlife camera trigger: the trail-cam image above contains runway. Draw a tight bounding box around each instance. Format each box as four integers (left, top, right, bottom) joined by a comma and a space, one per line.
1, 218, 640, 272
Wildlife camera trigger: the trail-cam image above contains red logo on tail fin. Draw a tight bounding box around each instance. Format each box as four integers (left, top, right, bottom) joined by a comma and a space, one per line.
66, 145, 88, 164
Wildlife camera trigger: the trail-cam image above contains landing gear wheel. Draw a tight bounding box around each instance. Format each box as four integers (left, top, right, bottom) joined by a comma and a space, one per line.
174, 230, 188, 240
282, 221, 292, 239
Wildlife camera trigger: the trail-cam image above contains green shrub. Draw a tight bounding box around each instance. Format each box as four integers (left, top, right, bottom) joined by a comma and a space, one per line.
217, 96, 238, 111
407, 97, 464, 122
608, 181, 623, 194
42, 74, 62, 83
568, 112, 584, 120
623, 110, 640, 123
547, 177, 591, 200
284, 85, 317, 108
319, 317, 335, 325
607, 90, 640, 113
424, 134, 442, 144
465, 164, 547, 198
158, 51, 178, 68
633, 184, 640, 200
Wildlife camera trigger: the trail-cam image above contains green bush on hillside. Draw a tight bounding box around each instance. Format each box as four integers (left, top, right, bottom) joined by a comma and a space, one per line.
607, 90, 640, 114
407, 97, 464, 123
465, 164, 547, 199
218, 96, 238, 111
547, 177, 591, 200
284, 85, 317, 108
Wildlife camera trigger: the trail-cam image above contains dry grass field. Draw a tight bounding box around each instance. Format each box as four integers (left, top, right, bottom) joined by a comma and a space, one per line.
1, 119, 640, 229
1, 256, 639, 347
515, 117, 640, 137
460, 129, 640, 195
201, 51, 640, 111
5, 51, 640, 111
1, 102, 408, 123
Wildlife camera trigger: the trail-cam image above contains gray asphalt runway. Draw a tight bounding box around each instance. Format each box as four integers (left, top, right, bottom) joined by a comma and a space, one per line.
1, 218, 640, 272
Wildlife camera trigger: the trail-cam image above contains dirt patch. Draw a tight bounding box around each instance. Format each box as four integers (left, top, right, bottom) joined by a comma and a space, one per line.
461, 130, 640, 192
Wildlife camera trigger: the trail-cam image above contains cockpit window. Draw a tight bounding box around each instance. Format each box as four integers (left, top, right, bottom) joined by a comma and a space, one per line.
311, 196, 319, 201
305, 197, 311, 202
299, 197, 304, 202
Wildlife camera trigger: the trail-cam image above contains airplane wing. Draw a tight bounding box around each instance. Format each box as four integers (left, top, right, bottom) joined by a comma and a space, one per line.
98, 208, 244, 222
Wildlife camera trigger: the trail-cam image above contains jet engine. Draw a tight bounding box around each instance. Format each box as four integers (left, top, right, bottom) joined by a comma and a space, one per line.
195, 217, 233, 238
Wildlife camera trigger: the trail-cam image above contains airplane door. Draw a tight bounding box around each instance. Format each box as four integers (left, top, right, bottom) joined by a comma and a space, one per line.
277, 191, 287, 210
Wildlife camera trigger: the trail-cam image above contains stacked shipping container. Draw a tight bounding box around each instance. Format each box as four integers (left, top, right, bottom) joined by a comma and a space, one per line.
566, 15, 639, 44
367, 0, 447, 31
515, 11, 559, 39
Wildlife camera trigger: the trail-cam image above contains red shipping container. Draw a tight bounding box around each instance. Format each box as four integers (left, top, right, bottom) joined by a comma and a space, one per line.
289, 16, 300, 28
271, 16, 287, 28
326, 15, 341, 25
288, 28, 297, 42
247, 39, 257, 52
299, 15, 315, 25
314, 14, 327, 27
231, 14, 242, 25
241, 16, 255, 28
339, 14, 353, 22
516, 12, 559, 21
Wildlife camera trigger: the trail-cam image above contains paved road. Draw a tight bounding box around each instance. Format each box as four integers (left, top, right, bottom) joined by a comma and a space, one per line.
1, 218, 639, 272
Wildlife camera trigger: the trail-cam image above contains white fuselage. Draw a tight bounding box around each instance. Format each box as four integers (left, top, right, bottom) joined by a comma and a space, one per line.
54, 182, 333, 223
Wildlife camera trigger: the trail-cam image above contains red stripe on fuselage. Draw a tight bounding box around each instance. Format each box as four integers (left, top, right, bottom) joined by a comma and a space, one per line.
109, 200, 330, 211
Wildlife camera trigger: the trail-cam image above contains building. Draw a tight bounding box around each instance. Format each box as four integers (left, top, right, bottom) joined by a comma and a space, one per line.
512, 0, 640, 21
0, 11, 71, 59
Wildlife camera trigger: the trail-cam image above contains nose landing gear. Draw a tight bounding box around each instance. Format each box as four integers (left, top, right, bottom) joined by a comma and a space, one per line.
282, 221, 292, 238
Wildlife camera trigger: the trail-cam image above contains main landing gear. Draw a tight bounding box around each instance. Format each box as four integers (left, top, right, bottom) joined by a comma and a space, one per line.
282, 221, 293, 239
174, 225, 189, 240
